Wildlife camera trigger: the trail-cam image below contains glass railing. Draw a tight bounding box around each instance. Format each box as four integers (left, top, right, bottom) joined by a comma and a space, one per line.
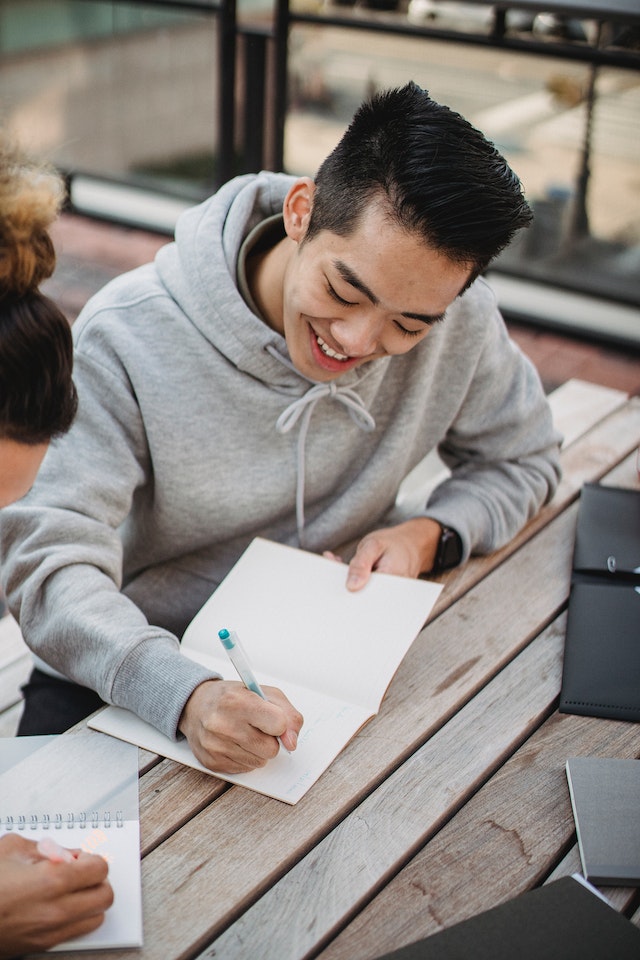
1, 0, 638, 341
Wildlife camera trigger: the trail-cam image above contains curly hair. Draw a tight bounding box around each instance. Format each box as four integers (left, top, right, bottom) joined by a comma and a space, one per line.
0, 141, 77, 443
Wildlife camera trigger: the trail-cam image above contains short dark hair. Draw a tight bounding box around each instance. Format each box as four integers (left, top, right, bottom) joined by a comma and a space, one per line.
0, 140, 77, 443
0, 292, 77, 444
305, 81, 532, 277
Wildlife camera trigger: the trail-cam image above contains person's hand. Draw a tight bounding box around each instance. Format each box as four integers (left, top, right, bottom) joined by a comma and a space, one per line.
342, 517, 443, 591
0, 833, 113, 958
178, 679, 304, 774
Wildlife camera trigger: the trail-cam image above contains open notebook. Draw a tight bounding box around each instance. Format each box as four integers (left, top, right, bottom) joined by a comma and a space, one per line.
90, 537, 442, 804
0, 731, 142, 950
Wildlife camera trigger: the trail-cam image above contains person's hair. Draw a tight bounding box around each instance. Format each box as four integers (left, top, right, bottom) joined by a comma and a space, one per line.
305, 81, 533, 280
0, 141, 77, 444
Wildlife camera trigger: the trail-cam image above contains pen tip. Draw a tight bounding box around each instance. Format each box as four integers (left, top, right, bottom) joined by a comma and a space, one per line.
218, 628, 229, 639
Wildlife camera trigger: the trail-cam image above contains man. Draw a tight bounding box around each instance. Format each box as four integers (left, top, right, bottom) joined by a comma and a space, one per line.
0, 83, 561, 777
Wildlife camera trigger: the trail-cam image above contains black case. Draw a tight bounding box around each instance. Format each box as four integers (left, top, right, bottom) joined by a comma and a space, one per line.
370, 878, 640, 960
559, 483, 640, 723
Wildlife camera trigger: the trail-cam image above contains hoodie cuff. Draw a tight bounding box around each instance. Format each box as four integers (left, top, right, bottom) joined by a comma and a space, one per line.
111, 637, 220, 740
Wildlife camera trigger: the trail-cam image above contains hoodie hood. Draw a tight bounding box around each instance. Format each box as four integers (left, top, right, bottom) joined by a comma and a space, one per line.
155, 172, 300, 391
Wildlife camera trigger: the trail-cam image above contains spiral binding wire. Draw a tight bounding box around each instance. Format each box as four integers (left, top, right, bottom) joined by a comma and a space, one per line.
1, 810, 125, 830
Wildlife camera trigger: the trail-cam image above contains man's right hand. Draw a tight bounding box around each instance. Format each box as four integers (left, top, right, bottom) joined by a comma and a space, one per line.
178, 679, 303, 774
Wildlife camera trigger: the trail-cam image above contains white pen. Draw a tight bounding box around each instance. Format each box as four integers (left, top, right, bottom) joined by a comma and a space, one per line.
217, 628, 291, 755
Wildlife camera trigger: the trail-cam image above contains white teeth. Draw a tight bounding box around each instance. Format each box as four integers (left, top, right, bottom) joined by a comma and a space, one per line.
316, 335, 348, 361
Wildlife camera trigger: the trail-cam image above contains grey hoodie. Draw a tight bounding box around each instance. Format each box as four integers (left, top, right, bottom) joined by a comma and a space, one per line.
0, 172, 561, 738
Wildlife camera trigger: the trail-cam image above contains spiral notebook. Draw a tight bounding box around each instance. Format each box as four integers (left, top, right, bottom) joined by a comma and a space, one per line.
0, 732, 143, 951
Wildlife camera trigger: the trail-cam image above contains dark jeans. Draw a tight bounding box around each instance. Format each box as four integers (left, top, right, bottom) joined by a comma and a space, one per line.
17, 667, 105, 736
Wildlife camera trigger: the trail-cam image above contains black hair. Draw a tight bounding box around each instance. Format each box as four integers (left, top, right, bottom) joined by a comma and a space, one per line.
305, 81, 533, 277
0, 292, 77, 443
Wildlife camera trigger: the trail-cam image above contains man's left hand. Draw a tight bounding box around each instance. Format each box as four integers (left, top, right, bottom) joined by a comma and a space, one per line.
343, 517, 443, 591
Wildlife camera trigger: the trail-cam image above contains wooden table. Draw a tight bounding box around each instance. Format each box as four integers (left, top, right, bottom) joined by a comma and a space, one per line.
3, 377, 639, 960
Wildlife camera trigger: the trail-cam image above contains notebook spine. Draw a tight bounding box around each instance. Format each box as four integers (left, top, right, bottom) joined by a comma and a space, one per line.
1, 810, 124, 830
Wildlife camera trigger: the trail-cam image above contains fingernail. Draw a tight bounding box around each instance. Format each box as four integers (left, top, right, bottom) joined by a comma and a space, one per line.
37, 838, 76, 863
347, 571, 362, 590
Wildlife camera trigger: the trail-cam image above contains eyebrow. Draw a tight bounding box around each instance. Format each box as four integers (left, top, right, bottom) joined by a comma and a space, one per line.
333, 259, 446, 326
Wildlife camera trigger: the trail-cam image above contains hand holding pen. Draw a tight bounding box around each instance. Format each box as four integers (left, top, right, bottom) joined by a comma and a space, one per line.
178, 635, 303, 774
218, 629, 292, 755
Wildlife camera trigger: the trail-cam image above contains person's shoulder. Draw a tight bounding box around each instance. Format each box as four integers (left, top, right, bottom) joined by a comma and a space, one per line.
74, 262, 169, 335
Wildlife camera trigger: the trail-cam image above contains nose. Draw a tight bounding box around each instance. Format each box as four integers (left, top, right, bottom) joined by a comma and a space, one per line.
329, 311, 380, 358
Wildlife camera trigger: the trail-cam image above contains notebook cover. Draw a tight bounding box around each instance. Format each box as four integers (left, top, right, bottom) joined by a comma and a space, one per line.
370, 878, 640, 960
573, 484, 640, 580
566, 757, 640, 885
559, 581, 640, 722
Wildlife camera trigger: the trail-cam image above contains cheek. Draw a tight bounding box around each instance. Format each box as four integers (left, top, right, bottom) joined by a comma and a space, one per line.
384, 330, 429, 356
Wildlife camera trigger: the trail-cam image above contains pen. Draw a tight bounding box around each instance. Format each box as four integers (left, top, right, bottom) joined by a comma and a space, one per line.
218, 628, 291, 755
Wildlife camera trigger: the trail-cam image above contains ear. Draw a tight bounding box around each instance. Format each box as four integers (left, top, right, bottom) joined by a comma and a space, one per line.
283, 178, 316, 242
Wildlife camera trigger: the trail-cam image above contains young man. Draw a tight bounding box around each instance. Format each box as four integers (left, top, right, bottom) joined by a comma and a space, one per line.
0, 140, 112, 957
0, 83, 561, 776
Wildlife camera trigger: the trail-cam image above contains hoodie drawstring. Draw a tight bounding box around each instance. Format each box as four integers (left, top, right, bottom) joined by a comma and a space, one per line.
274, 379, 376, 546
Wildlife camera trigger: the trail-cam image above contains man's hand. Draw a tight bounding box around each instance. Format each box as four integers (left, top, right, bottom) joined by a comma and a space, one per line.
0, 833, 113, 958
178, 679, 304, 774
344, 517, 443, 591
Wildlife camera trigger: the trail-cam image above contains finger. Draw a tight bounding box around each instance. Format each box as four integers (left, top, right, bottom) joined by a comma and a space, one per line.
322, 550, 344, 564
29, 880, 114, 948
346, 536, 384, 591
37, 838, 77, 863
193, 733, 275, 774
261, 686, 304, 751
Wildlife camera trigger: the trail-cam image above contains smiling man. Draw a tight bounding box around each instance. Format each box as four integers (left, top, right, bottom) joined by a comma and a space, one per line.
0, 83, 561, 774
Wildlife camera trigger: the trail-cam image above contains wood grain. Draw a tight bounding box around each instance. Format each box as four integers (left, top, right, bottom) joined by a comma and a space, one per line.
318, 712, 639, 960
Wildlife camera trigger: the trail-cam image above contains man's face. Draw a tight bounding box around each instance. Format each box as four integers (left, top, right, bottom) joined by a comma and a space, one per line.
0, 439, 48, 508
279, 194, 472, 383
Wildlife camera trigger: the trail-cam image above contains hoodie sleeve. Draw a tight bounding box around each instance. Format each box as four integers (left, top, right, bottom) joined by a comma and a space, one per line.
422, 287, 562, 559
0, 322, 218, 740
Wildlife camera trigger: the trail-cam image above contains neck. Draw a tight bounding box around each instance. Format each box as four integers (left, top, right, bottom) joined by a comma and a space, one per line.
246, 236, 293, 336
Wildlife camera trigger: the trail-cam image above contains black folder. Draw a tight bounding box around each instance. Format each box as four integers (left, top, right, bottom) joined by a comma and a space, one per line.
371, 878, 640, 960
559, 484, 640, 723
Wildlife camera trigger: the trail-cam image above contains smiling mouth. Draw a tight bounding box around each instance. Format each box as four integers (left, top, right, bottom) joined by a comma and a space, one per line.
316, 335, 349, 362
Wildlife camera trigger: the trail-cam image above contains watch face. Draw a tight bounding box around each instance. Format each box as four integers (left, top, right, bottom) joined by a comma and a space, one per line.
440, 527, 462, 569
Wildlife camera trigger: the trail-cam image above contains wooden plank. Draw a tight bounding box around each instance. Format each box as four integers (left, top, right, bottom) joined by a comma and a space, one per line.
139, 760, 229, 855
204, 619, 568, 960
317, 712, 639, 960
0, 613, 28, 666
548, 379, 627, 449
0, 702, 23, 738
0, 653, 30, 713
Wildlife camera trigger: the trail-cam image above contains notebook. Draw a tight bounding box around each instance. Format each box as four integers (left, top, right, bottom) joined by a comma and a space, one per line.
0, 732, 143, 950
559, 483, 640, 722
566, 756, 640, 886
370, 876, 640, 959
89, 537, 443, 804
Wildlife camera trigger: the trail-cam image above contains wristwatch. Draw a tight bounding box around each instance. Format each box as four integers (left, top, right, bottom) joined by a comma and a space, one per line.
431, 524, 462, 576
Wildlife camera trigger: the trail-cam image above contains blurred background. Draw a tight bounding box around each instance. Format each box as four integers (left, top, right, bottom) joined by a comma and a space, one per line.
0, 0, 638, 345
